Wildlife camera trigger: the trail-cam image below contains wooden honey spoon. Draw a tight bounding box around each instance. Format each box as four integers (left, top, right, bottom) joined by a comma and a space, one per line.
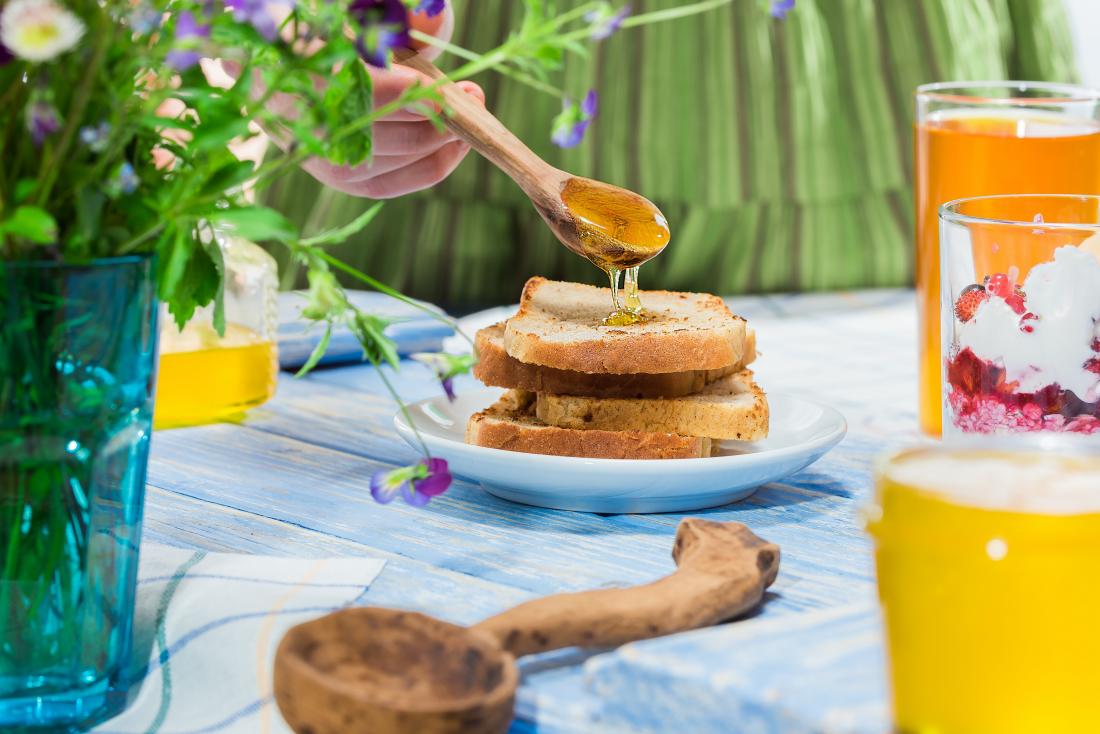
394, 50, 671, 276
273, 519, 780, 734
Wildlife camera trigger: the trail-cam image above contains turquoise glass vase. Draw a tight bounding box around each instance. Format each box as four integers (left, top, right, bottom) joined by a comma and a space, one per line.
0, 256, 158, 730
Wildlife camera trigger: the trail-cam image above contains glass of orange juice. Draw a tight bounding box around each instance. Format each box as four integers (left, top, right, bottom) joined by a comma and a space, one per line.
940, 194, 1100, 434
867, 440, 1100, 733
915, 82, 1100, 436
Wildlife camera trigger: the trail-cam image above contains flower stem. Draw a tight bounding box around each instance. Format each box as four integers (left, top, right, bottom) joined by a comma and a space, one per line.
408, 30, 564, 97
34, 6, 113, 208
313, 248, 475, 351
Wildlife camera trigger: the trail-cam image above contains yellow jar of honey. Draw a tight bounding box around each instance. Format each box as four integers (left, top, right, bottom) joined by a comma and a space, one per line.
154, 231, 278, 428
867, 442, 1100, 734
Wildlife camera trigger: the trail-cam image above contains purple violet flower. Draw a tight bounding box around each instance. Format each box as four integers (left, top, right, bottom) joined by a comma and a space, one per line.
166, 11, 210, 70
770, 0, 795, 19
415, 0, 446, 18
369, 457, 452, 506
115, 161, 140, 194
551, 89, 598, 148
26, 100, 60, 145
129, 3, 161, 35
349, 0, 409, 68
225, 0, 284, 42
411, 351, 474, 403
587, 4, 630, 40
0, 40, 13, 65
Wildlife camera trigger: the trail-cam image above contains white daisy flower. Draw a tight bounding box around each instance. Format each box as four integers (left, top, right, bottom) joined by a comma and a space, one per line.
0, 0, 86, 62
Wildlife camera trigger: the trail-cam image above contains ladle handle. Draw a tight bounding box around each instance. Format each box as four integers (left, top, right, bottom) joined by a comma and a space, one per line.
394, 50, 558, 196
471, 521, 780, 658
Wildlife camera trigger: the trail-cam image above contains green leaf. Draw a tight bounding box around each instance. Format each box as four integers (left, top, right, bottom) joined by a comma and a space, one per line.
138, 114, 196, 133
74, 186, 105, 242
201, 160, 257, 197
202, 235, 227, 335
299, 202, 383, 247
294, 323, 332, 377
301, 267, 347, 320
208, 206, 298, 243
189, 119, 254, 153
161, 231, 221, 330
14, 180, 36, 203
1, 206, 58, 244
158, 228, 195, 325
321, 60, 373, 166
352, 312, 400, 369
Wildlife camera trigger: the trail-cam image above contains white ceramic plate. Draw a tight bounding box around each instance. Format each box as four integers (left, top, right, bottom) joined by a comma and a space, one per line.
394, 389, 847, 513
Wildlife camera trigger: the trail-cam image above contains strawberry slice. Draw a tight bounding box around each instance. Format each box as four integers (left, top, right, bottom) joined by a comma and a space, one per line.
954, 284, 989, 323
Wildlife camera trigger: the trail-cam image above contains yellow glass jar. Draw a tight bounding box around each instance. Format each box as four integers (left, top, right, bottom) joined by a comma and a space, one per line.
155, 231, 278, 428
867, 443, 1100, 734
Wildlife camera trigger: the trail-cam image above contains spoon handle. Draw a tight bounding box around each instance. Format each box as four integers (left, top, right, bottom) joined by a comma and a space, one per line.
471, 520, 779, 658
395, 51, 559, 197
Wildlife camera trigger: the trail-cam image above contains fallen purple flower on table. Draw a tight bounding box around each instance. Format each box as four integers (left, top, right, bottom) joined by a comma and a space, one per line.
370, 457, 452, 506
415, 0, 446, 18
551, 90, 598, 148
349, 0, 409, 67
166, 11, 210, 70
408, 457, 451, 506
587, 4, 630, 40
26, 100, 60, 145
770, 0, 795, 19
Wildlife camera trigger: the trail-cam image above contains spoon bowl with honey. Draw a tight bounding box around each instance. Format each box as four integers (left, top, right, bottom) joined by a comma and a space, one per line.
396, 51, 671, 324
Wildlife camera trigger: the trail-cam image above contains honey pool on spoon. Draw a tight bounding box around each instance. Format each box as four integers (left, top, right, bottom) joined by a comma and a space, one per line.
397, 52, 671, 322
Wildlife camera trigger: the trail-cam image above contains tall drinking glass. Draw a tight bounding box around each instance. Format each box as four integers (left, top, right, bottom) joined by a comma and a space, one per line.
867, 441, 1100, 733
915, 82, 1100, 435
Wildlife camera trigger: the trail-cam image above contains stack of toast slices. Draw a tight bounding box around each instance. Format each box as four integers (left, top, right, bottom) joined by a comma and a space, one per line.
465, 277, 768, 459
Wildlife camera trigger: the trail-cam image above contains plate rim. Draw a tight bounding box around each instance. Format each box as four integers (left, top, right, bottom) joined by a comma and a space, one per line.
393, 387, 847, 469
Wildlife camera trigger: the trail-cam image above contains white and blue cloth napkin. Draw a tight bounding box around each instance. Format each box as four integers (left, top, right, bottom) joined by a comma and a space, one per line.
94, 545, 386, 734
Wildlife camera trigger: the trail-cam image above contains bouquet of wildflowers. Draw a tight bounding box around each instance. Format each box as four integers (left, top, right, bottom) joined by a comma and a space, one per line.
0, 0, 790, 506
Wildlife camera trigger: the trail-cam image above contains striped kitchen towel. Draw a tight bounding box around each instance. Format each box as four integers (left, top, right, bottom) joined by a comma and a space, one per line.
94, 545, 386, 734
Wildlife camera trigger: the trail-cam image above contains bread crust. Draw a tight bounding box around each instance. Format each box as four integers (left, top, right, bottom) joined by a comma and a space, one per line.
504, 277, 748, 374
473, 323, 748, 398
466, 392, 711, 460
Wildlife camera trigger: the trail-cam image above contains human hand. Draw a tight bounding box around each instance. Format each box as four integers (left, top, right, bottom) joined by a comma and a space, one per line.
301, 5, 485, 199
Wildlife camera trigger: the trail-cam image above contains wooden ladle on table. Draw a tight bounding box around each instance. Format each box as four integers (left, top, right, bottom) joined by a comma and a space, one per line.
393, 50, 671, 273
273, 519, 780, 734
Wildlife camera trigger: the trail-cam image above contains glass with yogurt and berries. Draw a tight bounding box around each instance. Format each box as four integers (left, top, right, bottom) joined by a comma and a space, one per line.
940, 195, 1100, 435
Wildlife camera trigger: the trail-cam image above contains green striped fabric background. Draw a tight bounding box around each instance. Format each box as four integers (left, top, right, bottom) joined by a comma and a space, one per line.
263, 0, 1078, 311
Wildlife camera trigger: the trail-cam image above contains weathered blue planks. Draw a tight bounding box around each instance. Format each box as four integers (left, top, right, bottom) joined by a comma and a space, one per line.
142, 290, 918, 733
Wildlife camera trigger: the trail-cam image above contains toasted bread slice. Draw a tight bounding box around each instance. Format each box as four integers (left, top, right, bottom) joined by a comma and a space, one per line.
503, 277, 748, 374
536, 370, 769, 441
473, 323, 756, 398
466, 391, 712, 460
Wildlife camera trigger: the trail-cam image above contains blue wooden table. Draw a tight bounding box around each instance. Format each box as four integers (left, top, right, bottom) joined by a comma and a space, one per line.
142, 290, 919, 733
